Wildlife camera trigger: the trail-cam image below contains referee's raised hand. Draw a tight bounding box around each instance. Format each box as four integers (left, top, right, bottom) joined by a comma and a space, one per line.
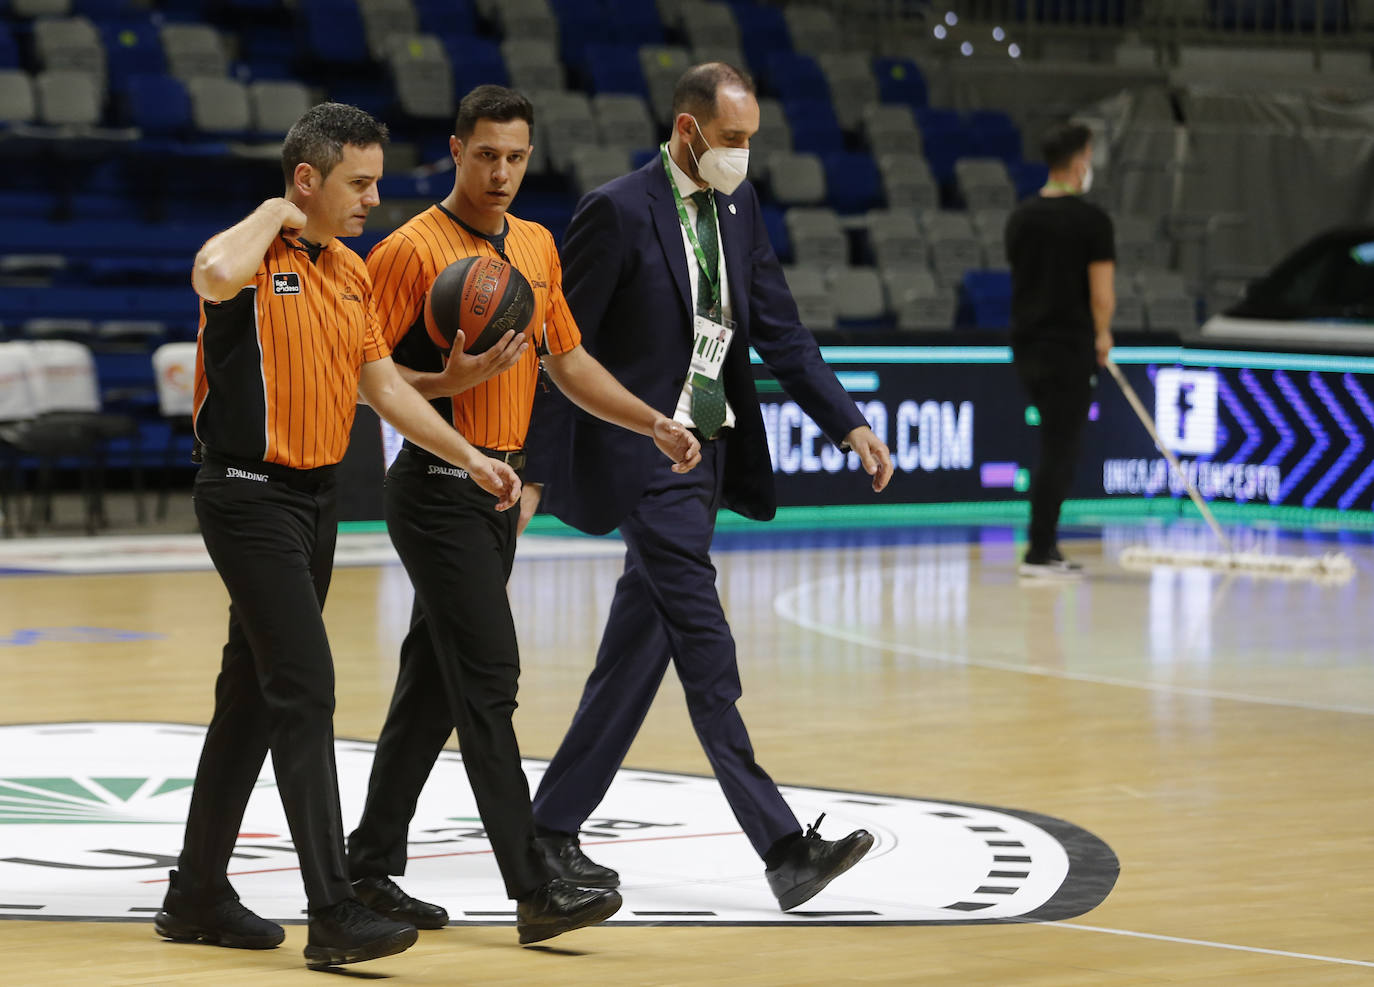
470, 457, 523, 511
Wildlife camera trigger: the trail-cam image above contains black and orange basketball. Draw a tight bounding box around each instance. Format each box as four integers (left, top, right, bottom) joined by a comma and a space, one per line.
423, 255, 535, 354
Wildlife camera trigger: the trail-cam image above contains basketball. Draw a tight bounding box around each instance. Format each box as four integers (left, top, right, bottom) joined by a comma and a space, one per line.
423, 255, 535, 354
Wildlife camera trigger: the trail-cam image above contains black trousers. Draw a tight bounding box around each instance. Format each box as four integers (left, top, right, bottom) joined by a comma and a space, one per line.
1013, 344, 1096, 558
178, 454, 352, 911
347, 445, 546, 901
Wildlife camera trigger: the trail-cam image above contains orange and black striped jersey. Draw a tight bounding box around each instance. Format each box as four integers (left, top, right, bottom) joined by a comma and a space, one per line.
367, 204, 581, 451
193, 235, 390, 470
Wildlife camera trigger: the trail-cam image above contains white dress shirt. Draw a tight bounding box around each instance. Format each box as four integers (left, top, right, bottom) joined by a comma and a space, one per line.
665, 148, 736, 432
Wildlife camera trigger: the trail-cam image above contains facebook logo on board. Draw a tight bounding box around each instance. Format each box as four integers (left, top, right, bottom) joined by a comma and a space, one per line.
1153, 368, 1219, 455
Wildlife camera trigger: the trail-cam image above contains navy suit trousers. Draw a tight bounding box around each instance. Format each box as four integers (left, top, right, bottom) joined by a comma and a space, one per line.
531, 438, 801, 857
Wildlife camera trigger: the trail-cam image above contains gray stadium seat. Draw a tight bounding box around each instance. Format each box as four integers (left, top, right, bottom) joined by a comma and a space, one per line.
970, 208, 1010, 239
878, 154, 937, 211
1138, 269, 1197, 331
570, 145, 631, 195
249, 80, 311, 138
768, 151, 825, 206
1114, 214, 1168, 269
503, 39, 564, 93
33, 17, 104, 82
882, 265, 957, 331
34, 69, 100, 126
22, 318, 94, 341
388, 38, 454, 120
955, 158, 1016, 211
160, 24, 229, 80
785, 207, 847, 270
689, 45, 746, 71
1113, 274, 1146, 331
496, 0, 558, 44
817, 54, 876, 132
833, 266, 887, 324
783, 5, 840, 55
866, 209, 929, 270
781, 265, 836, 330
0, 70, 37, 125
530, 90, 596, 172
922, 211, 982, 285
11, 0, 71, 14
679, 1, 741, 51
359, 0, 420, 61
186, 77, 251, 135
862, 103, 916, 145
639, 45, 691, 125
592, 93, 656, 153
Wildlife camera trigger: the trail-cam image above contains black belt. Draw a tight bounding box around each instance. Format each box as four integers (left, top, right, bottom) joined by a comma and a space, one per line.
476, 446, 526, 470
688, 426, 730, 442
404, 442, 524, 472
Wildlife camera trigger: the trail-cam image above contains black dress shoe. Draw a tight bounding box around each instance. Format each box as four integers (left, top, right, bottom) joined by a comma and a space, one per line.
303, 897, 418, 970
535, 834, 620, 888
154, 869, 285, 949
765, 814, 875, 911
352, 875, 449, 930
516, 878, 622, 945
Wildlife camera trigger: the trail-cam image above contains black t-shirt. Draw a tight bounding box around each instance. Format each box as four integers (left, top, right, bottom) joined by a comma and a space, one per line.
1005, 195, 1114, 352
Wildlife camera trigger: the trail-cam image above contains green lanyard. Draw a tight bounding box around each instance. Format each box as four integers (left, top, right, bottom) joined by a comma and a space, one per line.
660, 143, 720, 313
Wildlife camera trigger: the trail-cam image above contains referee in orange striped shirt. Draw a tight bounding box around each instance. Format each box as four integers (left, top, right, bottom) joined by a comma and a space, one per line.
344, 86, 699, 944
154, 103, 521, 971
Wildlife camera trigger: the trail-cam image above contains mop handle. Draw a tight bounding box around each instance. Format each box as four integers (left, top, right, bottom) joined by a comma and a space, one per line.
1104, 360, 1232, 552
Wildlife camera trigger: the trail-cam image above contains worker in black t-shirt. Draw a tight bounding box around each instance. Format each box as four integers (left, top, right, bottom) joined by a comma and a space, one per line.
1004, 121, 1115, 578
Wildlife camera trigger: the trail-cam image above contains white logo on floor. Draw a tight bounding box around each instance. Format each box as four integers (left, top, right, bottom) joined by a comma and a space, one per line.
0, 722, 1116, 925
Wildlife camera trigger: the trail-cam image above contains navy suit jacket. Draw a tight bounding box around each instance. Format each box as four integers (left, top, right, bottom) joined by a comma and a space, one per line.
528, 155, 866, 535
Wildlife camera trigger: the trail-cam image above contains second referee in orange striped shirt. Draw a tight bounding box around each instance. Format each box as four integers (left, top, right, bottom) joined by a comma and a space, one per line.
344, 86, 699, 945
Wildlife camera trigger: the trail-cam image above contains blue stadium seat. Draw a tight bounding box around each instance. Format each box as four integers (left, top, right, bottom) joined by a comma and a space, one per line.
120, 73, 192, 136
782, 98, 843, 154
101, 19, 165, 94
605, 0, 664, 45
966, 109, 1022, 164
447, 37, 508, 97
731, 2, 791, 76
1009, 160, 1049, 200
550, 0, 604, 76
961, 269, 1012, 330
0, 25, 18, 69
916, 108, 974, 185
872, 56, 927, 109
415, 0, 477, 36
74, 0, 152, 17
583, 43, 647, 97
299, 0, 369, 65
760, 203, 790, 262
766, 52, 829, 102
820, 151, 882, 215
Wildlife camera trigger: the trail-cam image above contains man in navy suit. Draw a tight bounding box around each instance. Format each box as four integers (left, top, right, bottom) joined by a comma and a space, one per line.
522, 63, 893, 910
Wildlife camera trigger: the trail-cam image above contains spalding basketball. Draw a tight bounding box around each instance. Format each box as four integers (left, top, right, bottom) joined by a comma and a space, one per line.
423, 255, 535, 354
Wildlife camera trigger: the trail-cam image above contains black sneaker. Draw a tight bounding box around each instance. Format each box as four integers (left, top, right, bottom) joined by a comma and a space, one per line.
154, 869, 285, 949
352, 875, 448, 930
304, 897, 418, 970
516, 878, 622, 945
1019, 548, 1083, 579
535, 834, 620, 888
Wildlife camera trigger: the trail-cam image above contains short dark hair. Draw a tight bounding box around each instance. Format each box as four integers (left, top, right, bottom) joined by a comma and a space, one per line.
671, 62, 755, 123
281, 102, 388, 184
1041, 122, 1093, 170
455, 85, 535, 141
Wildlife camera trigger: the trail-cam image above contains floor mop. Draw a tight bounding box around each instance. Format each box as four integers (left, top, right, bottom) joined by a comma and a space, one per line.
1104, 360, 1355, 582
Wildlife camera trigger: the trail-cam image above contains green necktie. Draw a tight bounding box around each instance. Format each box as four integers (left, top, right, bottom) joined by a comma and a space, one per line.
688, 189, 727, 439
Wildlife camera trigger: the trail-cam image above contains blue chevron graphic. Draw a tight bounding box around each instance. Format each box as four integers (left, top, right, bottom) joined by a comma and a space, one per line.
1304, 372, 1363, 508
1239, 368, 1294, 472
1272, 370, 1329, 502
1338, 374, 1374, 511
1217, 376, 1261, 466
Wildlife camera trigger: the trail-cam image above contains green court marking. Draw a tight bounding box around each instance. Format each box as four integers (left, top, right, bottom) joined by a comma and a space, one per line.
345, 500, 1374, 538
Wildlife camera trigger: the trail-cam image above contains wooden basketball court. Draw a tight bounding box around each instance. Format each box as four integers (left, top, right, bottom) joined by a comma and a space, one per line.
2, 516, 1372, 984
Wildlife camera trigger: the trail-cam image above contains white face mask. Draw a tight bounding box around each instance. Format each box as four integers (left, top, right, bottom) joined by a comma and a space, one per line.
687, 115, 749, 195
1080, 163, 1094, 194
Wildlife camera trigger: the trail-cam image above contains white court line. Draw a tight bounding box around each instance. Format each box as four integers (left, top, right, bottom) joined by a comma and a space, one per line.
1049, 922, 1374, 969
773, 580, 1374, 717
